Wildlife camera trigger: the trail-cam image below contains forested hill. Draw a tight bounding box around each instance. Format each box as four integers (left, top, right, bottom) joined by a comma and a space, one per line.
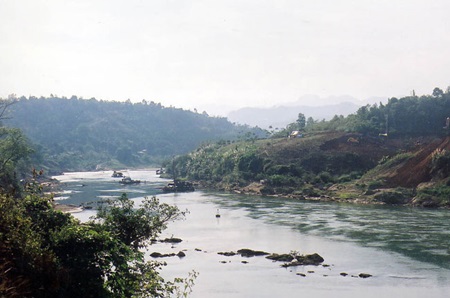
166, 89, 450, 208
3, 96, 266, 171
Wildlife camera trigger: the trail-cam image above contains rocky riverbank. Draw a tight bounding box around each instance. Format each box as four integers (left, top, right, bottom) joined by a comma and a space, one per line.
194, 179, 449, 209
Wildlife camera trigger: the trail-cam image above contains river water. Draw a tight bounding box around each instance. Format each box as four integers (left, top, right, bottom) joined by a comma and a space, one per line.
52, 170, 450, 298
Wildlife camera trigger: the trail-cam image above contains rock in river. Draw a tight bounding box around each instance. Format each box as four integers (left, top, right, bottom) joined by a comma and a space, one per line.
237, 248, 269, 257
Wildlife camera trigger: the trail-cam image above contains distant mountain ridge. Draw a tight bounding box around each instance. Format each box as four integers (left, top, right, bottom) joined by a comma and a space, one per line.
227, 101, 362, 129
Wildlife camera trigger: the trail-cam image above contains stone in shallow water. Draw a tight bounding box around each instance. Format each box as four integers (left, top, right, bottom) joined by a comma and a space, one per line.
218, 251, 236, 256
279, 253, 325, 268
266, 253, 294, 262
150, 252, 176, 258
160, 237, 182, 243
237, 248, 269, 257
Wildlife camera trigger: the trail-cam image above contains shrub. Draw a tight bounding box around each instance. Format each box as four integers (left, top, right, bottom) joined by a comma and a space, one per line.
367, 180, 383, 190
317, 171, 335, 183
268, 175, 298, 187
374, 191, 408, 205
430, 148, 450, 178
416, 185, 450, 207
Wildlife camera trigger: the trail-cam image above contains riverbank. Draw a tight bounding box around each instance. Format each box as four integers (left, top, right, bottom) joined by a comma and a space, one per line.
194, 180, 450, 209
53, 203, 84, 213
38, 177, 84, 213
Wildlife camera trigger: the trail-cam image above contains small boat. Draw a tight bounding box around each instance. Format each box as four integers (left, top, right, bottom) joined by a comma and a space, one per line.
156, 168, 164, 175
112, 171, 124, 178
162, 179, 195, 192
119, 177, 141, 184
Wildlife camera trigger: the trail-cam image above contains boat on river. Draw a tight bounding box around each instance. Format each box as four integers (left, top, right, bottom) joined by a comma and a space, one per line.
119, 176, 141, 184
162, 179, 194, 192
111, 171, 124, 178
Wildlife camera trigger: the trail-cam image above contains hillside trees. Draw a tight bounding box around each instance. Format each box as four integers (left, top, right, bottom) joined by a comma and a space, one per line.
2, 96, 267, 171
165, 131, 382, 195
349, 89, 450, 136
280, 90, 450, 137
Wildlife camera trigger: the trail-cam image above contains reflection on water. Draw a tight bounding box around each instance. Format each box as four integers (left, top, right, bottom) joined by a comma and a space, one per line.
56, 170, 450, 298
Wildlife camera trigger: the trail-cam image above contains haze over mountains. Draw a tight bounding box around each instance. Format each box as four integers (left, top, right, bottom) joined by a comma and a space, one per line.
227, 95, 388, 129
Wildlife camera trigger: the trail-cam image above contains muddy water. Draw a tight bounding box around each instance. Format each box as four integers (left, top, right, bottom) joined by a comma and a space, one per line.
54, 170, 450, 297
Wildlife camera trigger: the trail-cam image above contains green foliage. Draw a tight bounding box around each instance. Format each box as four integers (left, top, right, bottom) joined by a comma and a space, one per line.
416, 183, 450, 207
296, 113, 306, 130
348, 94, 450, 136
0, 127, 34, 195
367, 180, 384, 190
363, 152, 414, 180
3, 96, 267, 171
277, 89, 450, 137
337, 171, 362, 183
0, 189, 190, 297
316, 171, 335, 184
95, 194, 185, 250
430, 148, 450, 178
267, 174, 299, 187
374, 190, 409, 205
167, 132, 382, 199
237, 152, 264, 178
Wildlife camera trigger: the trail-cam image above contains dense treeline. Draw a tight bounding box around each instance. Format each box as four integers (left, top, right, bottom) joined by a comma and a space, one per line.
3, 96, 266, 171
339, 90, 450, 136
275, 88, 450, 137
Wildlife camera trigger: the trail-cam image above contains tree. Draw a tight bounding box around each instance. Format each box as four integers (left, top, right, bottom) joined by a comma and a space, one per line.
296, 113, 306, 130
0, 187, 193, 297
0, 98, 16, 123
0, 127, 33, 195
94, 194, 185, 250
433, 87, 444, 98
306, 117, 315, 128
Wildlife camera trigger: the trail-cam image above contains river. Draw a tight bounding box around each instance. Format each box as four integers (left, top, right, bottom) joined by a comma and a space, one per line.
52, 170, 450, 297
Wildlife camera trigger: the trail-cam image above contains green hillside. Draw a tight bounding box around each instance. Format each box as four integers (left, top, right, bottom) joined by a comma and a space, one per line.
2, 96, 266, 172
166, 90, 450, 208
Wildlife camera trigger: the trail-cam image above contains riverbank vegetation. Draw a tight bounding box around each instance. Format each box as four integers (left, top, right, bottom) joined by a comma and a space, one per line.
165, 89, 450, 208
0, 178, 194, 297
0, 99, 195, 297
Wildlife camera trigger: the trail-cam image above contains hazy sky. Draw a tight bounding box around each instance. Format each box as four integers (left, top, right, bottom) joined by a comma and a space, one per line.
1, 0, 450, 115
